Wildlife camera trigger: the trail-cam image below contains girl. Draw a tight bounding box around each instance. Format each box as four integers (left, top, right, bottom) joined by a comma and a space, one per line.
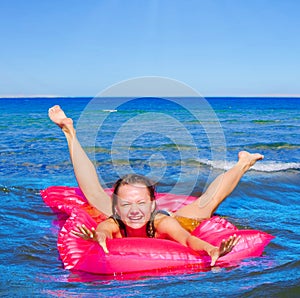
49, 105, 263, 265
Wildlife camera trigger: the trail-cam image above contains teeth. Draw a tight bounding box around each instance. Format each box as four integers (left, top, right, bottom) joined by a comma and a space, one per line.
129, 217, 142, 221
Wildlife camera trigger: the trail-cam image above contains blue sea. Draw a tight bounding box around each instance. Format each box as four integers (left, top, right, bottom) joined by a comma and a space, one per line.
0, 97, 299, 297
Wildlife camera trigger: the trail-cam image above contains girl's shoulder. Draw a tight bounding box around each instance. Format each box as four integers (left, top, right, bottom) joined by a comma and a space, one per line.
153, 210, 178, 227
101, 216, 122, 233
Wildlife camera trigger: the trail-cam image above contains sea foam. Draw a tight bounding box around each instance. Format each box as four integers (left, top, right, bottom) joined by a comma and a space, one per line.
196, 159, 300, 173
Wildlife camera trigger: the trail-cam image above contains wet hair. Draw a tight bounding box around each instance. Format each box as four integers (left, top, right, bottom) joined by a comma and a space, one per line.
111, 174, 157, 237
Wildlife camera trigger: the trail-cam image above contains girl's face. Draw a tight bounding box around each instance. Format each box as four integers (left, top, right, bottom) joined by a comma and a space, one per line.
115, 184, 155, 229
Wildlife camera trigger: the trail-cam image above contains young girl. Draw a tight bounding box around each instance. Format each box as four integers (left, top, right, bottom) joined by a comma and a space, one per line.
49, 105, 263, 266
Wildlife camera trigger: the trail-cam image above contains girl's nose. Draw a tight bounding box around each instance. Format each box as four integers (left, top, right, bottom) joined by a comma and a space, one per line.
129, 203, 139, 213
129, 210, 139, 216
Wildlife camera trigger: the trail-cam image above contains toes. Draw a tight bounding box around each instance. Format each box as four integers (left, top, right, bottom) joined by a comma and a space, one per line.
48, 105, 60, 113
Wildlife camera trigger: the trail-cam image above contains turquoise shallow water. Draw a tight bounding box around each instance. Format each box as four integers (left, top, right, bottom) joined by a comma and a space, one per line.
0, 97, 299, 297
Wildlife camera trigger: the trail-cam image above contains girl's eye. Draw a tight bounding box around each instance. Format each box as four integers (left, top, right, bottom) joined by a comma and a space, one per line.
121, 203, 130, 207
138, 201, 146, 206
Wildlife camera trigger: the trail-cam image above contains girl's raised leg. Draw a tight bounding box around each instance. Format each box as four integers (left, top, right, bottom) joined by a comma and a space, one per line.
48, 105, 112, 216
175, 151, 264, 219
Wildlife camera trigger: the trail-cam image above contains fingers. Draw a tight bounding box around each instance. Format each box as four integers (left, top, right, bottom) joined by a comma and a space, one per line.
72, 224, 110, 254
77, 224, 94, 238
71, 230, 83, 237
227, 234, 240, 249
82, 225, 95, 239
232, 235, 241, 246
71, 224, 97, 241
219, 234, 240, 257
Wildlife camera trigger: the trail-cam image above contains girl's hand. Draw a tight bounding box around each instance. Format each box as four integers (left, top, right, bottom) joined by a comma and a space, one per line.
209, 234, 240, 266
72, 224, 97, 241
72, 224, 109, 253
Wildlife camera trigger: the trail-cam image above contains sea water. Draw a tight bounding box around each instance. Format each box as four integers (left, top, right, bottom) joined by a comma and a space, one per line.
0, 97, 299, 297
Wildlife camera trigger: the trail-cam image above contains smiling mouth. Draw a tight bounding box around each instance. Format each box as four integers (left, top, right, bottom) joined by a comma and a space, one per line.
128, 216, 143, 221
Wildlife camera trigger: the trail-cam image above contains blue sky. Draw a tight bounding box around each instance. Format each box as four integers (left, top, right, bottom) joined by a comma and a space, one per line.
1, 0, 300, 97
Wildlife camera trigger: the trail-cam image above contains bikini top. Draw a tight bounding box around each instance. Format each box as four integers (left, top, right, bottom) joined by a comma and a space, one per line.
110, 210, 170, 238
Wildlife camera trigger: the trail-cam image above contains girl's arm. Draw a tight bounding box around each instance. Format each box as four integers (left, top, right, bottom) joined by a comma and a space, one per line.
156, 216, 239, 266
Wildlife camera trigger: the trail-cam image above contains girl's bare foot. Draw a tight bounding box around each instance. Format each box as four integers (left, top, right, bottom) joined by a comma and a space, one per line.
48, 105, 74, 135
238, 151, 264, 171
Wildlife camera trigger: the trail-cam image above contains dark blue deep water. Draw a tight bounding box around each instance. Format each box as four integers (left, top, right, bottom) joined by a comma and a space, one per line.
0, 97, 299, 297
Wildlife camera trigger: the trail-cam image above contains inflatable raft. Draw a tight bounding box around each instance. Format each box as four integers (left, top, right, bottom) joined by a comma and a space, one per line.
41, 186, 274, 275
